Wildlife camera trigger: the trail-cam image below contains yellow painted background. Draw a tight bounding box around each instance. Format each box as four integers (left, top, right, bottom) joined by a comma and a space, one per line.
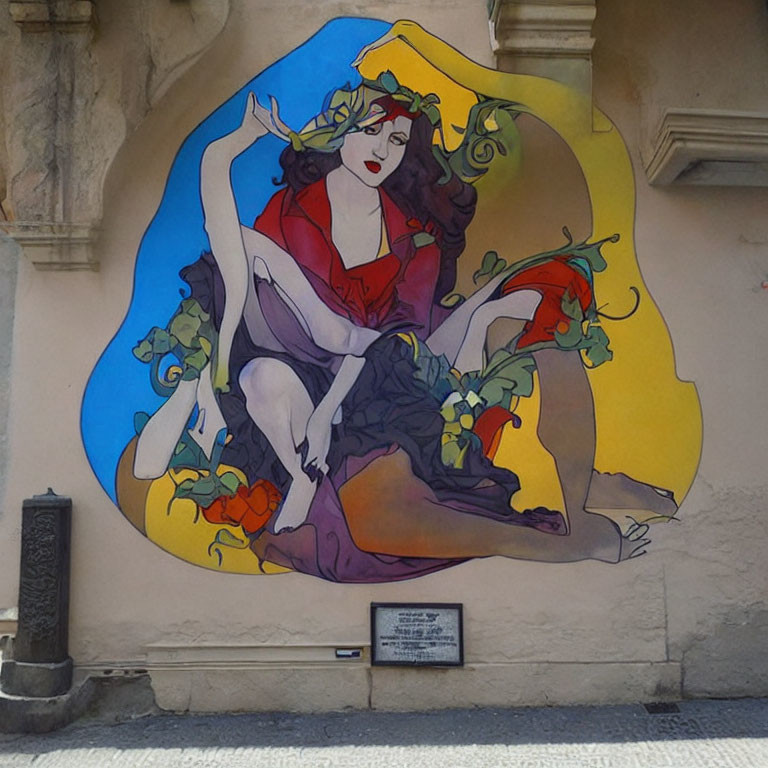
359, 22, 702, 513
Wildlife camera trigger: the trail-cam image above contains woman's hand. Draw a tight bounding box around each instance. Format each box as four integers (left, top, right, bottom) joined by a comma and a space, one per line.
206, 93, 277, 161
302, 406, 333, 476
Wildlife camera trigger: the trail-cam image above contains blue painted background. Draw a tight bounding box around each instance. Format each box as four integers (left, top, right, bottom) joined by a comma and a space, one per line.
81, 17, 390, 502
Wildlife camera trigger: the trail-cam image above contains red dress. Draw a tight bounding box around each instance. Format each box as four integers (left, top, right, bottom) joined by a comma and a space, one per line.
500, 256, 593, 348
253, 179, 444, 338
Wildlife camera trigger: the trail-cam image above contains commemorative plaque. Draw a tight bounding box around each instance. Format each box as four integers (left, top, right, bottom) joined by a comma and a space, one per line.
371, 603, 464, 666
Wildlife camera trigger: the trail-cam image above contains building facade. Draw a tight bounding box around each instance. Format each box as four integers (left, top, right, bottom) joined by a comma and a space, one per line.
1, 0, 767, 712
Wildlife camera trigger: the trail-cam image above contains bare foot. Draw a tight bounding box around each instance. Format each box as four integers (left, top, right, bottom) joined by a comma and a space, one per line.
618, 521, 651, 561
272, 474, 317, 533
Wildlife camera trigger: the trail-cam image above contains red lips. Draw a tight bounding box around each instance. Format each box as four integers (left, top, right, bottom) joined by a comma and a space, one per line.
364, 161, 382, 173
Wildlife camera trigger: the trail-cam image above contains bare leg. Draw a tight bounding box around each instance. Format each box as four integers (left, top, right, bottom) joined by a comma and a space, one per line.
238, 358, 317, 532
340, 449, 621, 562
445, 291, 626, 558
533, 347, 625, 558
451, 291, 542, 372
426, 270, 522, 362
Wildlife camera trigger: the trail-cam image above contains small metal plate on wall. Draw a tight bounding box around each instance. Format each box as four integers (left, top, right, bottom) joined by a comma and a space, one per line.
371, 603, 464, 667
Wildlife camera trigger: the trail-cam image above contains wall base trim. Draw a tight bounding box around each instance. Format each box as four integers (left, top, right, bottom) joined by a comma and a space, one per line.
113, 657, 683, 713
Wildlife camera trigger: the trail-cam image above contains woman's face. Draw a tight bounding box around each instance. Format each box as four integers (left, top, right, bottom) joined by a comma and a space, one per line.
339, 115, 412, 187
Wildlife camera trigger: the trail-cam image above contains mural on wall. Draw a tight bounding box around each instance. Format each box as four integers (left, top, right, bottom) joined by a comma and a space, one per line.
81, 19, 702, 582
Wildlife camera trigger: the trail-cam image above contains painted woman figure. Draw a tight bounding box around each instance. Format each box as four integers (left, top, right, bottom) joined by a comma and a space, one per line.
129, 70, 662, 583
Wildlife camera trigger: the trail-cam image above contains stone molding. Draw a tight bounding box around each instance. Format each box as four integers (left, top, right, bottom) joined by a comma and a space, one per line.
489, 0, 596, 60
0, 222, 99, 271
141, 642, 369, 670
0, 608, 18, 639
644, 109, 768, 187
488, 0, 596, 95
9, 1, 96, 32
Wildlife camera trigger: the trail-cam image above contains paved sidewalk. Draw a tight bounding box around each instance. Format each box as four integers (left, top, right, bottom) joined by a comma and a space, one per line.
1, 698, 767, 767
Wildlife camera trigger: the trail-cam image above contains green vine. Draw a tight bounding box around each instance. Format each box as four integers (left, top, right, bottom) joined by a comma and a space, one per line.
423, 229, 634, 469
132, 298, 216, 397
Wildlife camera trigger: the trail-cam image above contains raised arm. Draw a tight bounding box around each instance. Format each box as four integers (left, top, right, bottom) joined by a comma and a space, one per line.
201, 93, 275, 391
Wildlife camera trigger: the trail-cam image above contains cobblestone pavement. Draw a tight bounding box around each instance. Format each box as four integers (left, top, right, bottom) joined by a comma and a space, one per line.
1, 698, 767, 767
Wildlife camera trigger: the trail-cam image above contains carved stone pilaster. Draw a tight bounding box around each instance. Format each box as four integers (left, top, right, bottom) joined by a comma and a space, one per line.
4, 1, 101, 269
0, 490, 73, 698
489, 0, 597, 95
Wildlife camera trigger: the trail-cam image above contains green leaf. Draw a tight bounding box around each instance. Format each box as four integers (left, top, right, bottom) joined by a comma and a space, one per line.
441, 439, 461, 467
483, 347, 512, 375
479, 380, 506, 408
169, 312, 201, 347
219, 472, 242, 495
423, 104, 441, 126
184, 347, 209, 375
582, 324, 614, 367
133, 339, 154, 363
181, 299, 209, 322
210, 528, 249, 550
379, 71, 399, 94
440, 293, 465, 308
554, 319, 584, 349
151, 328, 172, 355
454, 443, 469, 470
440, 403, 457, 422
473, 251, 506, 284
194, 475, 218, 495
585, 341, 613, 367
490, 259, 508, 278
575, 241, 608, 273
174, 478, 197, 496
413, 231, 436, 249
500, 358, 537, 396
169, 437, 207, 472
560, 292, 584, 321
443, 420, 462, 436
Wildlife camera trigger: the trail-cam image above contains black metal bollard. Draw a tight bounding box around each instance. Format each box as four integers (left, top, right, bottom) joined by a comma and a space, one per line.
0, 490, 73, 698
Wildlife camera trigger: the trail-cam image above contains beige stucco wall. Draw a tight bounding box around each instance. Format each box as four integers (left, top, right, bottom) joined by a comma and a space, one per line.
592, 0, 768, 697
0, 0, 766, 710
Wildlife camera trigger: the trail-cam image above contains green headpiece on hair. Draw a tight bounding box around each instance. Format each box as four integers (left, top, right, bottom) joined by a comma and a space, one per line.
265, 70, 523, 183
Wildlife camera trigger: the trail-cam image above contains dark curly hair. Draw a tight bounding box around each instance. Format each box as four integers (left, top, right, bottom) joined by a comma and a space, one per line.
276, 113, 477, 301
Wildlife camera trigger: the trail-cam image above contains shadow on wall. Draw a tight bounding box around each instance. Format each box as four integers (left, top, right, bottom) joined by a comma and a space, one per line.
0, 232, 19, 513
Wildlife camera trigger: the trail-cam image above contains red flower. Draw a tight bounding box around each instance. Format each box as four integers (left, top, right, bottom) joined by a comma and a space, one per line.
474, 405, 520, 460
201, 479, 281, 535
500, 258, 593, 348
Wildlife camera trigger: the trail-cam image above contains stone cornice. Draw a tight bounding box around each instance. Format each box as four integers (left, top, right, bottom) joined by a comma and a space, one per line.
0, 222, 99, 270
9, 1, 96, 32
644, 109, 768, 187
489, 0, 596, 59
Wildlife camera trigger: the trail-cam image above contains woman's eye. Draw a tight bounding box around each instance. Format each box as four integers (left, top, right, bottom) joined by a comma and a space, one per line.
390, 135, 407, 146
363, 124, 382, 135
